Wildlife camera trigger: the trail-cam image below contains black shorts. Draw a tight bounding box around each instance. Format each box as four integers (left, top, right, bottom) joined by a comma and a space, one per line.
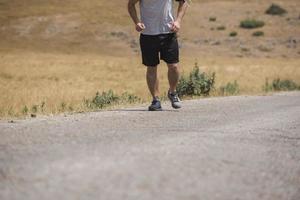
139, 33, 179, 67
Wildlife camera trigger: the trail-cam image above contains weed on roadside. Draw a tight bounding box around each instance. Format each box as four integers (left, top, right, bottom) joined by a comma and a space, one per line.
177, 63, 215, 97
264, 78, 300, 92
220, 80, 240, 96
84, 90, 141, 110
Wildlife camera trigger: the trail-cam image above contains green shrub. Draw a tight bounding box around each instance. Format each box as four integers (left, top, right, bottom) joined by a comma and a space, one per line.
252, 31, 264, 37
31, 105, 38, 113
266, 4, 287, 15
229, 31, 238, 37
84, 90, 141, 109
120, 92, 141, 104
264, 78, 300, 92
209, 17, 217, 22
60, 102, 67, 112
217, 26, 226, 31
220, 80, 239, 96
272, 78, 299, 91
40, 101, 46, 112
84, 90, 119, 109
240, 19, 265, 29
22, 106, 29, 115
176, 63, 215, 97
264, 78, 273, 92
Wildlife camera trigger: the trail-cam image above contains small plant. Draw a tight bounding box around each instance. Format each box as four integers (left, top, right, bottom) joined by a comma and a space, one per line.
220, 80, 240, 96
266, 4, 287, 15
272, 78, 299, 91
217, 26, 226, 31
84, 90, 141, 110
240, 19, 265, 29
241, 47, 250, 52
22, 106, 29, 115
253, 31, 264, 37
85, 90, 119, 109
40, 101, 46, 112
176, 63, 215, 97
263, 78, 273, 92
31, 105, 38, 113
60, 102, 67, 112
264, 78, 300, 92
258, 45, 272, 52
68, 105, 74, 111
209, 17, 217, 22
120, 92, 141, 104
229, 31, 238, 37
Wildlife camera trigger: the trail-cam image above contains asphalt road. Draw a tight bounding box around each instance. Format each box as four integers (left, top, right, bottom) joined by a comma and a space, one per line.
1, 92, 300, 200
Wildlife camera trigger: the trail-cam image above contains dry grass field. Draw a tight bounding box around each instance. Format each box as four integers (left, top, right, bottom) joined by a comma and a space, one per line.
0, 0, 299, 118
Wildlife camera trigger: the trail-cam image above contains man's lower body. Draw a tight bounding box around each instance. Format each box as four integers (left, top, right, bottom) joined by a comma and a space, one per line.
140, 33, 181, 111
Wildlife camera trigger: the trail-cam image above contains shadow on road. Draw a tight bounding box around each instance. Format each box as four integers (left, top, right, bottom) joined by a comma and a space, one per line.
114, 109, 180, 112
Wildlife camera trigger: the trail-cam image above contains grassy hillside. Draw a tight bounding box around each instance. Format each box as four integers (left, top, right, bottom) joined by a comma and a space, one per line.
0, 0, 299, 57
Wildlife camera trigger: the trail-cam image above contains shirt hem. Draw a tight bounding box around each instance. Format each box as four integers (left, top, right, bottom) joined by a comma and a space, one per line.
141, 31, 174, 36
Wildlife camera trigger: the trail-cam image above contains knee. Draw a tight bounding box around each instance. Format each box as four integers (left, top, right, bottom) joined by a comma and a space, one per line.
147, 66, 157, 76
168, 63, 179, 71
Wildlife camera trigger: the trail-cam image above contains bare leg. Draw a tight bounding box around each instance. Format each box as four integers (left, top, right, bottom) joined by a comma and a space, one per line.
167, 63, 180, 93
146, 66, 160, 99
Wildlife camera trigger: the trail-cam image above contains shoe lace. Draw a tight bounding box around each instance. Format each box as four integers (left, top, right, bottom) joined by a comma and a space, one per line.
170, 93, 179, 102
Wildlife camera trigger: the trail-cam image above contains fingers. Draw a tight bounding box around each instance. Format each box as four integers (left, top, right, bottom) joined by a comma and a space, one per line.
170, 21, 180, 32
136, 23, 146, 32
140, 23, 146, 29
171, 25, 179, 33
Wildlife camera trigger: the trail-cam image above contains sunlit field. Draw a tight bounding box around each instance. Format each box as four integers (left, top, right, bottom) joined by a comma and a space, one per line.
1, 51, 299, 118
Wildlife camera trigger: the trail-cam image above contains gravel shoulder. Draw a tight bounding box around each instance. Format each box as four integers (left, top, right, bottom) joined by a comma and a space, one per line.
1, 92, 300, 200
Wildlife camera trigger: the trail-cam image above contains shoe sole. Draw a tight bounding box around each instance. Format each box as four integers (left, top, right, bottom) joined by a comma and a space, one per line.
148, 107, 163, 111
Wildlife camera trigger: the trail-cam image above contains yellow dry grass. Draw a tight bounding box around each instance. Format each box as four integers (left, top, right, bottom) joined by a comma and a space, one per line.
1, 51, 299, 118
1, 0, 300, 118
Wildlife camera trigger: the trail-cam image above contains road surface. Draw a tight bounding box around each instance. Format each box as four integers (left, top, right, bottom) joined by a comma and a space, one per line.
1, 92, 300, 200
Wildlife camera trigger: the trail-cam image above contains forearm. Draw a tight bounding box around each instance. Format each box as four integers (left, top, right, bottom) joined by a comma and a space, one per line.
176, 1, 189, 23
128, 0, 140, 24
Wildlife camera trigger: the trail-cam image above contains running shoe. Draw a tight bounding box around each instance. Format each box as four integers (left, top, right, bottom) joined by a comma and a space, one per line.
168, 91, 181, 109
148, 99, 162, 111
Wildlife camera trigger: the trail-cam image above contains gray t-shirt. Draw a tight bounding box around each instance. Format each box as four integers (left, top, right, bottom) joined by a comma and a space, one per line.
140, 0, 175, 35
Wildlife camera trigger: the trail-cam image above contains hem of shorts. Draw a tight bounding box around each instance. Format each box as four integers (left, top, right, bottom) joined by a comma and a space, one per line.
142, 62, 160, 67
163, 59, 180, 64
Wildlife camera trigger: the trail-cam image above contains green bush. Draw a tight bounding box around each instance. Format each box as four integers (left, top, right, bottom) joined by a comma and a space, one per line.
264, 78, 300, 92
266, 4, 287, 15
176, 63, 215, 97
220, 80, 240, 96
84, 90, 119, 109
31, 105, 38, 113
240, 19, 265, 29
252, 31, 264, 37
272, 79, 299, 91
84, 90, 141, 109
229, 31, 238, 37
209, 17, 217, 22
22, 106, 29, 115
120, 92, 141, 104
217, 26, 226, 31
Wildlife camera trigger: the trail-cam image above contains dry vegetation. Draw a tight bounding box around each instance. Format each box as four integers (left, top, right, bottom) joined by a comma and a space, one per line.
0, 0, 299, 118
